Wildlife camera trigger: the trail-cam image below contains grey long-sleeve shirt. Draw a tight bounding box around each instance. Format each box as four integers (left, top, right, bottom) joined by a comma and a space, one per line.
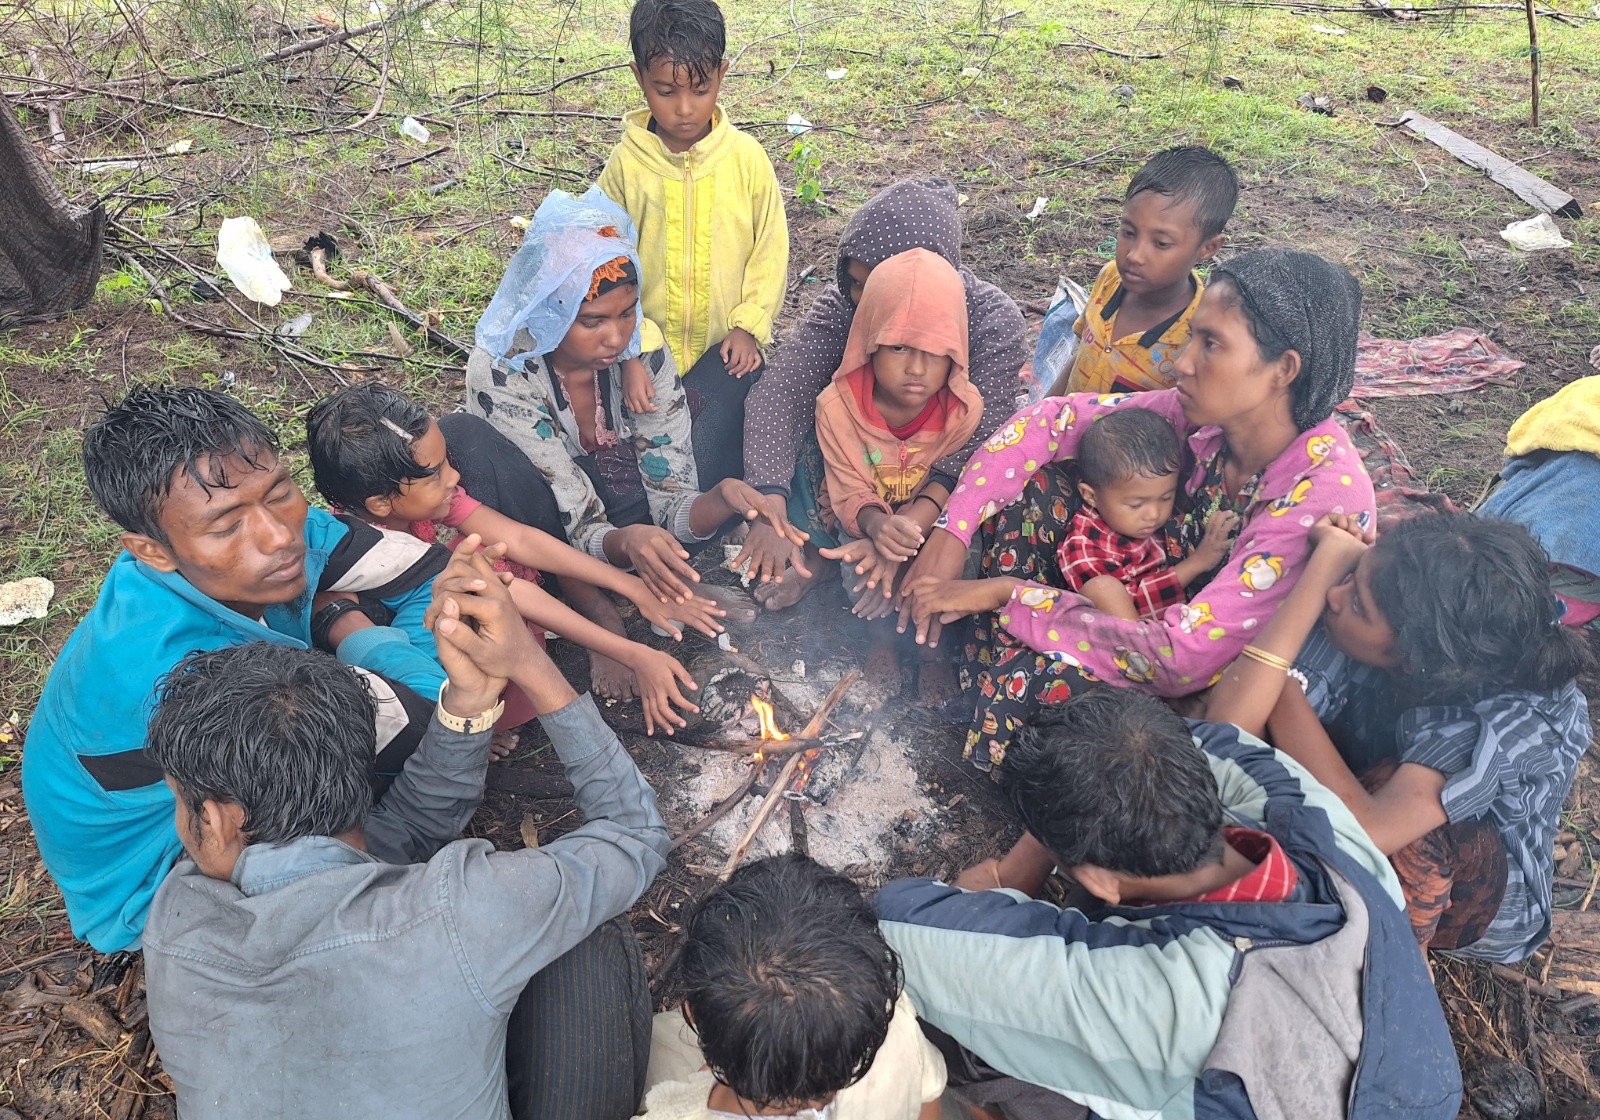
143, 693, 668, 1120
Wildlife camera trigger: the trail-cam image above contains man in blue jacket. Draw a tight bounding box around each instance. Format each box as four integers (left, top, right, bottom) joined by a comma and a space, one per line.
23, 385, 451, 952
875, 688, 1462, 1120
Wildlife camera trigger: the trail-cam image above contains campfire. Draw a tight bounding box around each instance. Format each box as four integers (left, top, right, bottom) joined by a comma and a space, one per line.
674, 670, 864, 880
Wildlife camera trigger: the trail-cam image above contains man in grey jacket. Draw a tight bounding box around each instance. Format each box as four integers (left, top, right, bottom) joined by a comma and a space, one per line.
141, 541, 670, 1120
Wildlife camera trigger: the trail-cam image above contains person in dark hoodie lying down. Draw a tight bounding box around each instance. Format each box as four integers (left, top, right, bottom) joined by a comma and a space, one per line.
733, 177, 1027, 616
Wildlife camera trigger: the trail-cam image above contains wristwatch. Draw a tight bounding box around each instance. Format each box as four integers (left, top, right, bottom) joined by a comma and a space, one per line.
435, 682, 505, 735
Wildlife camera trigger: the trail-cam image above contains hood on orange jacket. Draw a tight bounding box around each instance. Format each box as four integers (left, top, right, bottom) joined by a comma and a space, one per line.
814, 248, 984, 537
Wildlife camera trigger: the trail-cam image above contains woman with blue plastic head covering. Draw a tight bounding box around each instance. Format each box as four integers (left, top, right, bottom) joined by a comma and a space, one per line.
456, 187, 797, 696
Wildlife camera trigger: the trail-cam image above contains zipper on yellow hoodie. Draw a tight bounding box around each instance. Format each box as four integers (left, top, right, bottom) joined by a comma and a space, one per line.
681, 149, 695, 370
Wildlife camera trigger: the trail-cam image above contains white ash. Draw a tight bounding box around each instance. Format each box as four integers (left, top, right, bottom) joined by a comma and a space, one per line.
670, 721, 936, 885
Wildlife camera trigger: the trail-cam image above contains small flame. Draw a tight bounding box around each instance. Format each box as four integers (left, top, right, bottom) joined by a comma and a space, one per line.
750, 694, 789, 741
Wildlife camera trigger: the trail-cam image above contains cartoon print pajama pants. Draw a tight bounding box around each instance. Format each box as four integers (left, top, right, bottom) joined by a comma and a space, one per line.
958, 466, 1096, 772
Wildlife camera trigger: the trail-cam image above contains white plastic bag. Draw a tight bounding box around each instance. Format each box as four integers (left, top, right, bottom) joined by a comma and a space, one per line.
215, 217, 292, 305
1501, 214, 1572, 251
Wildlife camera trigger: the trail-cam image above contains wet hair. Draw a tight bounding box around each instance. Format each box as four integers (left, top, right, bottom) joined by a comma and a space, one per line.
1077, 408, 1182, 490
1366, 513, 1594, 705
147, 642, 377, 847
1125, 146, 1239, 241
82, 385, 278, 542
629, 0, 726, 86
678, 854, 900, 1109
305, 385, 436, 513
1003, 689, 1224, 877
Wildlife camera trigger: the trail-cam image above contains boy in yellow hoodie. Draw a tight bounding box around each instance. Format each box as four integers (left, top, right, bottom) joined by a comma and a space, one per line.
599, 0, 789, 491
814, 248, 982, 697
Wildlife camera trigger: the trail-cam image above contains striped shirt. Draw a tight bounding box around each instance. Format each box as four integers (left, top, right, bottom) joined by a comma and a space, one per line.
1294, 624, 1591, 962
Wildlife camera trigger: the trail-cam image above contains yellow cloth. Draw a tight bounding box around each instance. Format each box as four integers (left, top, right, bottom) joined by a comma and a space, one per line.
598, 106, 789, 373
1065, 259, 1203, 395
636, 994, 945, 1120
1504, 374, 1600, 458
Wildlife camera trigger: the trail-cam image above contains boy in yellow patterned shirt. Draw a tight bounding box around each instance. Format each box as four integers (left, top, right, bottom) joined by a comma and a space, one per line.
1048, 147, 1237, 396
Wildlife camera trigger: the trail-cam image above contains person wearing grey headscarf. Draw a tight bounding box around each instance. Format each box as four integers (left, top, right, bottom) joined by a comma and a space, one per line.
897, 247, 1376, 765
1210, 248, 1362, 432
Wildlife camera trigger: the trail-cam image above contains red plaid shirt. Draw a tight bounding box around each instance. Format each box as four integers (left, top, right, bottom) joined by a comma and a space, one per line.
1185, 827, 1301, 904
1057, 508, 1185, 619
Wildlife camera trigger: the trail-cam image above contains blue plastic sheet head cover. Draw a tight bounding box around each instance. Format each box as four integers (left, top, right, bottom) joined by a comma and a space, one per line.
475, 185, 645, 370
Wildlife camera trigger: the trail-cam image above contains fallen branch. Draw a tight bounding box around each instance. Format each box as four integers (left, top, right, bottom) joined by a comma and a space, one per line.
346, 271, 468, 357
716, 671, 859, 880
351, 20, 392, 130
1203, 1, 1588, 22
26, 49, 65, 152
107, 1025, 152, 1120
5, 72, 275, 132
1491, 962, 1598, 1008
103, 0, 442, 90
110, 247, 375, 380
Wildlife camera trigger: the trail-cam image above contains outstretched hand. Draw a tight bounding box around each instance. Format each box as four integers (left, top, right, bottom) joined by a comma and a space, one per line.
714, 479, 809, 548
820, 539, 900, 619
893, 527, 968, 645
730, 493, 813, 585
897, 576, 1018, 646
616, 524, 701, 604
628, 647, 700, 736
631, 585, 726, 640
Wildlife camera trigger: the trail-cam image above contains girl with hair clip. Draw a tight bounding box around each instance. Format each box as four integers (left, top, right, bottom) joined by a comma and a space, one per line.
1206, 511, 1594, 963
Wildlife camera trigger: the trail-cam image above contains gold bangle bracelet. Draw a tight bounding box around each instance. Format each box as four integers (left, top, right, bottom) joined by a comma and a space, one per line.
1239, 645, 1294, 673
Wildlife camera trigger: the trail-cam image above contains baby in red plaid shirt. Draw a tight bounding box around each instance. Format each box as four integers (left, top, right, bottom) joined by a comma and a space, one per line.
1060, 408, 1237, 620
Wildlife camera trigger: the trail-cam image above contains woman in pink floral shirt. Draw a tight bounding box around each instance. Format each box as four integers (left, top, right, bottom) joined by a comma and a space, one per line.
898, 249, 1375, 770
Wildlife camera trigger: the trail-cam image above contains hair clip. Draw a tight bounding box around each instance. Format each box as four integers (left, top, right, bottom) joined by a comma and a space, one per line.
1551, 595, 1567, 627
379, 417, 414, 443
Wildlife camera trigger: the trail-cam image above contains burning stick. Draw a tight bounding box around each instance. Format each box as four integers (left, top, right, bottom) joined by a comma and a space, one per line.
688, 734, 859, 759
716, 671, 860, 881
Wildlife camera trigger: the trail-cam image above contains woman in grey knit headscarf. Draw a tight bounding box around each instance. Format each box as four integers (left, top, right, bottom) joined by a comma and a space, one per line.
898, 246, 1376, 768
1210, 248, 1362, 431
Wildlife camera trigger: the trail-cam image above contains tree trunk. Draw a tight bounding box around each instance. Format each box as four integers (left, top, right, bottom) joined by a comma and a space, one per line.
0, 93, 104, 328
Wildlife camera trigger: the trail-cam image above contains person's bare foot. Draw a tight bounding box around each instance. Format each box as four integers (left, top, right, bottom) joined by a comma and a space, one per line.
490, 729, 519, 761
864, 635, 904, 696
916, 653, 960, 707
695, 584, 758, 625
588, 650, 637, 701
562, 579, 641, 700
752, 546, 823, 612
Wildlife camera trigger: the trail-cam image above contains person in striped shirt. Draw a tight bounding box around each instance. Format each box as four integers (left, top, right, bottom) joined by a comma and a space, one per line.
1206, 511, 1593, 962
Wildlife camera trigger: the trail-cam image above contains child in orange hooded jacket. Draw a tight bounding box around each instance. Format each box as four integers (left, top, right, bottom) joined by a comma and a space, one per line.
814, 248, 984, 694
